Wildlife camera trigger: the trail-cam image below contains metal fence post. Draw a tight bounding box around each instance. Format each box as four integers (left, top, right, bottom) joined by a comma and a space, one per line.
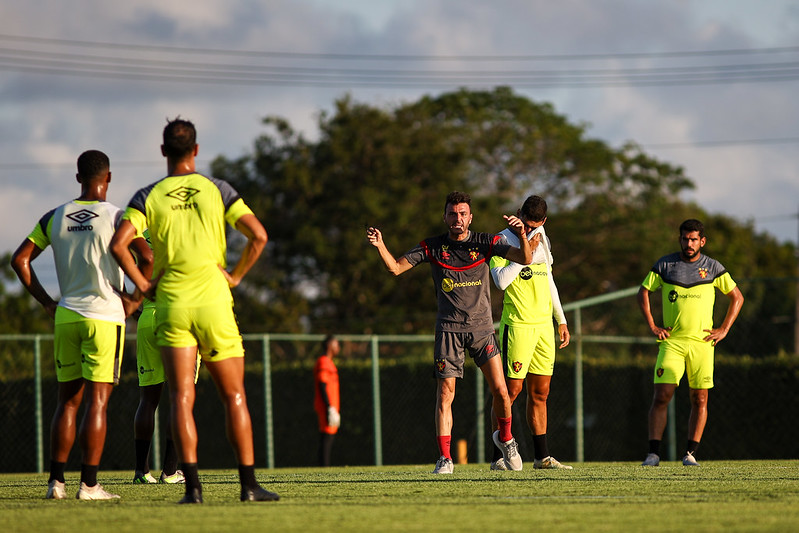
370, 335, 383, 466
34, 335, 43, 474
262, 334, 275, 469
574, 308, 584, 463
475, 364, 485, 463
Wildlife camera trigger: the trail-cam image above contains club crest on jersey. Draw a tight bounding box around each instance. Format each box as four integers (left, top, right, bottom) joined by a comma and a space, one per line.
441, 245, 450, 261
66, 209, 99, 231
512, 361, 523, 373
435, 359, 446, 373
698, 268, 708, 279
469, 249, 479, 260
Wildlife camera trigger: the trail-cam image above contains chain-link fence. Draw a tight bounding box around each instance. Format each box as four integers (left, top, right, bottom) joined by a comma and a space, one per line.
1, 280, 798, 473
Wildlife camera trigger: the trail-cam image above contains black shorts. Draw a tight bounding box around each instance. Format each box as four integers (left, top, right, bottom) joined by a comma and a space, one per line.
433, 330, 500, 379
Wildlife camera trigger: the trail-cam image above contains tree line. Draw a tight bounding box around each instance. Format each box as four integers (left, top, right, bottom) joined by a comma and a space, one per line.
1, 87, 795, 355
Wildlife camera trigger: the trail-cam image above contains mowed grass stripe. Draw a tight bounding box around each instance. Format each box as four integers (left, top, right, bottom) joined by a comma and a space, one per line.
2, 461, 799, 532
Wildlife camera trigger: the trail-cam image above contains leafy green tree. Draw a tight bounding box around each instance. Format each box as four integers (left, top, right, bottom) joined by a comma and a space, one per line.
213, 87, 713, 335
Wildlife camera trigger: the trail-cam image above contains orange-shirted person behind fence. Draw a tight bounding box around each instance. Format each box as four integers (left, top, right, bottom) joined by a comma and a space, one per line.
314, 335, 341, 466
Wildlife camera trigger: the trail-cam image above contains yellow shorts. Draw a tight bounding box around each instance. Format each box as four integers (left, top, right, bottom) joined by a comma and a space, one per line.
53, 307, 124, 384
138, 306, 202, 386
499, 322, 555, 378
653, 338, 714, 389
154, 302, 244, 362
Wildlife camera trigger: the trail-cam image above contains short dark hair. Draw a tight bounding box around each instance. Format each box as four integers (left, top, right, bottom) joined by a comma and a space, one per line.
162, 117, 197, 159
519, 195, 547, 222
322, 334, 337, 352
679, 219, 705, 238
444, 191, 471, 212
76, 150, 109, 180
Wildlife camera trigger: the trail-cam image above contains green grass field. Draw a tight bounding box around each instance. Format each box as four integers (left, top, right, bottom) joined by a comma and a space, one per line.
3, 461, 799, 532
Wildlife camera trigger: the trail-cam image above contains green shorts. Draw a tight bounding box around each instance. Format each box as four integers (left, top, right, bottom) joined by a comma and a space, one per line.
155, 302, 244, 362
653, 338, 714, 389
53, 307, 124, 384
499, 322, 555, 378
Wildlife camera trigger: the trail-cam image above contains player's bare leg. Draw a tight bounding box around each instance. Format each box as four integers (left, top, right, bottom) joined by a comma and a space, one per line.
647, 383, 677, 440
525, 374, 550, 436
78, 381, 114, 465
682, 388, 709, 466
205, 355, 279, 501
161, 346, 199, 463
687, 388, 709, 442
481, 357, 522, 470
435, 377, 456, 439
204, 356, 254, 465
47, 378, 84, 493
641, 383, 677, 466
526, 373, 570, 468
161, 346, 203, 502
51, 379, 84, 464
133, 383, 163, 483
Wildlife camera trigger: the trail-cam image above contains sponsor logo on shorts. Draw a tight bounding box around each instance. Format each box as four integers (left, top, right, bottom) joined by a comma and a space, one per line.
66, 209, 99, 231
512, 361, 523, 373
441, 278, 482, 292
657, 367, 664, 377
166, 186, 200, 210
139, 366, 154, 375
486, 344, 495, 354
56, 359, 76, 369
435, 358, 446, 373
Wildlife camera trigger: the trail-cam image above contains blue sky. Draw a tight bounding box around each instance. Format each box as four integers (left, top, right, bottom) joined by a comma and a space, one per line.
2, 0, 798, 290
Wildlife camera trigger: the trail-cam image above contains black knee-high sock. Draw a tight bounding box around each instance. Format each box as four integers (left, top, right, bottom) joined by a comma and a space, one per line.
162, 438, 178, 476
81, 464, 99, 487
135, 438, 151, 473
533, 434, 549, 461
49, 461, 66, 484
238, 464, 258, 490
181, 463, 201, 492
318, 433, 335, 467
649, 439, 661, 455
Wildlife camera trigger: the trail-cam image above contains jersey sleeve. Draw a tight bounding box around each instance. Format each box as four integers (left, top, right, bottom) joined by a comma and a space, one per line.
27, 209, 55, 250
490, 254, 524, 290
402, 242, 427, 267
224, 198, 255, 228
641, 270, 662, 292
122, 206, 148, 235
714, 272, 737, 294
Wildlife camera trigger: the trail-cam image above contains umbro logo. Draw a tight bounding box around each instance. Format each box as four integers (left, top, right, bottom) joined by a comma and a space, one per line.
66, 209, 99, 224
166, 187, 200, 202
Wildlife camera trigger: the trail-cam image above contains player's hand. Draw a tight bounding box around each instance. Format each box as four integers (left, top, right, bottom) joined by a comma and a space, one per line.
43, 300, 58, 319
503, 215, 527, 238
649, 325, 671, 340
703, 327, 728, 346
142, 271, 163, 300
219, 265, 240, 288
530, 231, 542, 250
558, 324, 570, 348
119, 291, 142, 317
366, 226, 383, 247
327, 406, 341, 428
